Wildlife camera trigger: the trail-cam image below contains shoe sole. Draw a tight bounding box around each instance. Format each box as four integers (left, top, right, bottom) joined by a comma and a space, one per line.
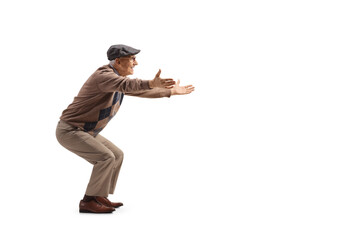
79, 209, 114, 214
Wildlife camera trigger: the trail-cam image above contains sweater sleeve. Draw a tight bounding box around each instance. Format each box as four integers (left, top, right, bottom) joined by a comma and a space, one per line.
125, 88, 171, 98
96, 68, 151, 93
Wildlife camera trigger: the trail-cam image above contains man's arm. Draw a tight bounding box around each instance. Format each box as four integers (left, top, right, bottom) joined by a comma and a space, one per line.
97, 67, 175, 93
125, 88, 171, 98
125, 80, 195, 98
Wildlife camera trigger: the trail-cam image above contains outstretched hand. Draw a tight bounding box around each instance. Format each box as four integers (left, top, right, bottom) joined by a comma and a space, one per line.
149, 69, 175, 89
170, 80, 195, 96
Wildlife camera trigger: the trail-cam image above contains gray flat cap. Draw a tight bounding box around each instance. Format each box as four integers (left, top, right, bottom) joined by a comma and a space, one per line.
107, 44, 140, 60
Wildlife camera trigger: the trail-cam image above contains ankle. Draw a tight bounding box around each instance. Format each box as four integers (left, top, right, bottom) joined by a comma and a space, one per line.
83, 195, 95, 202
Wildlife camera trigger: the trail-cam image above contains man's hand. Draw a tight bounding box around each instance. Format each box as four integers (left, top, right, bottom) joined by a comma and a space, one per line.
170, 80, 195, 96
149, 69, 175, 89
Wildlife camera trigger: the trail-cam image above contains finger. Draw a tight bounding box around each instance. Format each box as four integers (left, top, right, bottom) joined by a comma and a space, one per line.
161, 79, 175, 85
162, 83, 175, 88
155, 69, 161, 78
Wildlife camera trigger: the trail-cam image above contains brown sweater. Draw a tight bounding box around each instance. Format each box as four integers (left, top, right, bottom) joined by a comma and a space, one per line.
60, 64, 171, 136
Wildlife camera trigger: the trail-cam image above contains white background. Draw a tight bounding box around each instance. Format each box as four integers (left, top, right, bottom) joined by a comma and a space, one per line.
0, 0, 359, 239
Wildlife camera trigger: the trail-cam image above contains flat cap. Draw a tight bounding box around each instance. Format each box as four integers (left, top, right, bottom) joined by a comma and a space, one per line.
107, 44, 140, 60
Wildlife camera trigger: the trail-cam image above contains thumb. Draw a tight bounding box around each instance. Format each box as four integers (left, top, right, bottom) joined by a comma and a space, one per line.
155, 69, 161, 78
177, 79, 180, 86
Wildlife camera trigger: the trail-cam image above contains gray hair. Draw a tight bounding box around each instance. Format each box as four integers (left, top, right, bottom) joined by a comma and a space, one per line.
109, 60, 116, 66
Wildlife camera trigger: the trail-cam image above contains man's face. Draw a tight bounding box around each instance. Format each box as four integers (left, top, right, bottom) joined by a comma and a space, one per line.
116, 55, 138, 76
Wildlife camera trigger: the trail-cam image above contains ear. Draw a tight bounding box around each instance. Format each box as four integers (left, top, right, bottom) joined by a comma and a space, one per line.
115, 58, 121, 65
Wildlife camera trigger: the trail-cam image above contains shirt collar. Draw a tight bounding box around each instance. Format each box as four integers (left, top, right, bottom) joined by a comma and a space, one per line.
109, 63, 120, 76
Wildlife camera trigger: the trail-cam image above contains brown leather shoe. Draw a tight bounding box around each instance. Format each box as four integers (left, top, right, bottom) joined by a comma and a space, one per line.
95, 196, 123, 208
79, 199, 115, 213
106, 197, 123, 208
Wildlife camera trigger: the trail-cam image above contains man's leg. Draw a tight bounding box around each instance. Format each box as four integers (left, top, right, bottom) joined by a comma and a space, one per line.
95, 134, 124, 195
56, 121, 116, 197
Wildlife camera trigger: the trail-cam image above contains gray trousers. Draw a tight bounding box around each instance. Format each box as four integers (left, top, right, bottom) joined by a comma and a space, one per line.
56, 120, 123, 197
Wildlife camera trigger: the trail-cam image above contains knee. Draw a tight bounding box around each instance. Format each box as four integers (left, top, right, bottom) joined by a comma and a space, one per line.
115, 149, 124, 162
103, 152, 116, 165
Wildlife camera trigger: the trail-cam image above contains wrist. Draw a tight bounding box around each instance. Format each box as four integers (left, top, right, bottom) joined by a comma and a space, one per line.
170, 88, 177, 95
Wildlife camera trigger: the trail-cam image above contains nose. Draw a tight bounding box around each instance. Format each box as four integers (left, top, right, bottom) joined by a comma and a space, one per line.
134, 59, 138, 66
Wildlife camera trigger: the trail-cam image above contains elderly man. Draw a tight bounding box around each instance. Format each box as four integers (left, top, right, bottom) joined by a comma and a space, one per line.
56, 44, 194, 213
